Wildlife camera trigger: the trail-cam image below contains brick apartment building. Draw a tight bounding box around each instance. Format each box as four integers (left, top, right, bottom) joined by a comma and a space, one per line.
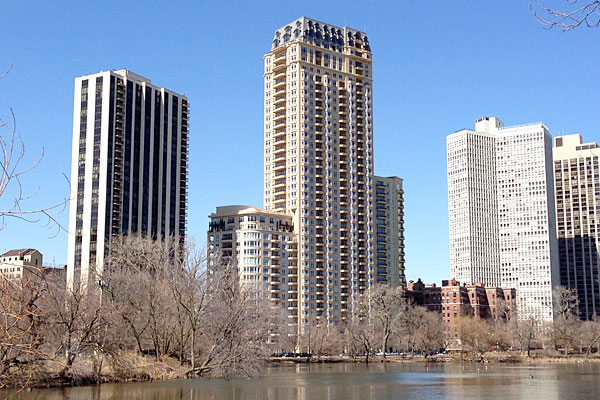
407, 278, 515, 337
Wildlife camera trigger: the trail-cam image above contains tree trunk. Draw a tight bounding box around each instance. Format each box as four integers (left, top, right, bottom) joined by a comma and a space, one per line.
190, 327, 195, 372
382, 331, 390, 359
585, 337, 599, 358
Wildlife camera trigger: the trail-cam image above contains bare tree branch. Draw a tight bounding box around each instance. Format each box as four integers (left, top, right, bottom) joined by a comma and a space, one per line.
531, 0, 600, 31
0, 62, 70, 234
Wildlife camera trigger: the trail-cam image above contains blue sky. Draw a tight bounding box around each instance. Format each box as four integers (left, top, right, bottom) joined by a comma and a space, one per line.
1, 1, 599, 284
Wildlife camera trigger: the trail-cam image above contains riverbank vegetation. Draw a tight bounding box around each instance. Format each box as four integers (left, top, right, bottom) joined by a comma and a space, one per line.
2, 236, 600, 391
0, 236, 270, 390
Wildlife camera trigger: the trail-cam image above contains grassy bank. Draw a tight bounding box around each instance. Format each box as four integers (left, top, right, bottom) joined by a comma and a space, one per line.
2, 352, 189, 391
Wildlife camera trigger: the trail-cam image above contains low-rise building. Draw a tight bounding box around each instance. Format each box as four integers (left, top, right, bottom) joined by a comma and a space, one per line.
0, 249, 43, 281
407, 278, 515, 337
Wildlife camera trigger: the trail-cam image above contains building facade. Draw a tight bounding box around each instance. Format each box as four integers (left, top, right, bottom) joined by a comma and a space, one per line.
67, 69, 189, 289
208, 205, 299, 344
208, 205, 297, 308
447, 117, 559, 322
553, 134, 600, 320
495, 120, 559, 322
0, 249, 43, 281
263, 17, 376, 327
447, 123, 499, 286
373, 176, 406, 287
407, 278, 516, 337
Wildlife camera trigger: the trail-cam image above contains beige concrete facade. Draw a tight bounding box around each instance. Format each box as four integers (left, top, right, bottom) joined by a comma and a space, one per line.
208, 206, 298, 332
263, 17, 375, 327
374, 176, 405, 287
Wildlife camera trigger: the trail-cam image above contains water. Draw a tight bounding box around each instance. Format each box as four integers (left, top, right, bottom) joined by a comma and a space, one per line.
3, 362, 600, 399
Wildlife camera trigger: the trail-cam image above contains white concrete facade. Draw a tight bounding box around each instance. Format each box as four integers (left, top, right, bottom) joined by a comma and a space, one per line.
0, 249, 43, 281
447, 123, 500, 287
447, 117, 559, 322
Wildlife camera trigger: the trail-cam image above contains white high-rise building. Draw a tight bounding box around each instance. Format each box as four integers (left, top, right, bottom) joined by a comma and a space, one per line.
447, 122, 499, 286
67, 69, 189, 289
447, 117, 559, 322
263, 17, 376, 326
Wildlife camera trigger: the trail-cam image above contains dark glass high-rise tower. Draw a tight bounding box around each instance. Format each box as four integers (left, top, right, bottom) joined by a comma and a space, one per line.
67, 69, 188, 288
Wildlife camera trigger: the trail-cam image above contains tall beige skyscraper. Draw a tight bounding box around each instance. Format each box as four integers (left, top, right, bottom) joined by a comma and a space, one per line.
553, 134, 600, 320
263, 17, 375, 326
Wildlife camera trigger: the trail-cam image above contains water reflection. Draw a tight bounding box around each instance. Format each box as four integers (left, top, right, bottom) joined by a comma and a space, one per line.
4, 362, 600, 400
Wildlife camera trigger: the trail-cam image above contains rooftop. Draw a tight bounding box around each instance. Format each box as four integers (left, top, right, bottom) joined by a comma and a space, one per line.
271, 16, 370, 52
1, 248, 39, 258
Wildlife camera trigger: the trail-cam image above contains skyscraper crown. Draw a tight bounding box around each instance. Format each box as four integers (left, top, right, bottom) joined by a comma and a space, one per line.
271, 16, 370, 52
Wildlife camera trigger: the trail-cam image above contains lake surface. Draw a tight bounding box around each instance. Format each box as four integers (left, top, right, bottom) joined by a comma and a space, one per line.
4, 362, 600, 399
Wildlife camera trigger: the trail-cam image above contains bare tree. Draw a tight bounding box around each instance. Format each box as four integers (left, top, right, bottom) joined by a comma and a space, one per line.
413, 309, 446, 355
456, 316, 492, 360
194, 260, 272, 377
0, 270, 50, 389
398, 301, 428, 354
268, 307, 297, 353
298, 314, 327, 358
487, 320, 513, 352
168, 242, 210, 373
103, 235, 182, 359
544, 286, 582, 355
0, 61, 68, 232
368, 285, 404, 357
553, 286, 579, 319
44, 274, 103, 379
581, 317, 600, 357
495, 298, 513, 321
511, 317, 540, 357
347, 318, 377, 364
347, 292, 381, 364
531, 1, 600, 31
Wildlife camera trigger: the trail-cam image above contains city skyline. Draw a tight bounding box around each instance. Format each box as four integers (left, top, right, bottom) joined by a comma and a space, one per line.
207, 17, 406, 333
2, 2, 600, 285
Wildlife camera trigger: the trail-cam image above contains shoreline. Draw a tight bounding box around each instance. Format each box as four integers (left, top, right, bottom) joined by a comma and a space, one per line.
3, 352, 600, 392
268, 353, 600, 365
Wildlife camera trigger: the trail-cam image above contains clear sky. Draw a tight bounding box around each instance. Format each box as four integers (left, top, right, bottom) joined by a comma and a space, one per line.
1, 1, 599, 284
